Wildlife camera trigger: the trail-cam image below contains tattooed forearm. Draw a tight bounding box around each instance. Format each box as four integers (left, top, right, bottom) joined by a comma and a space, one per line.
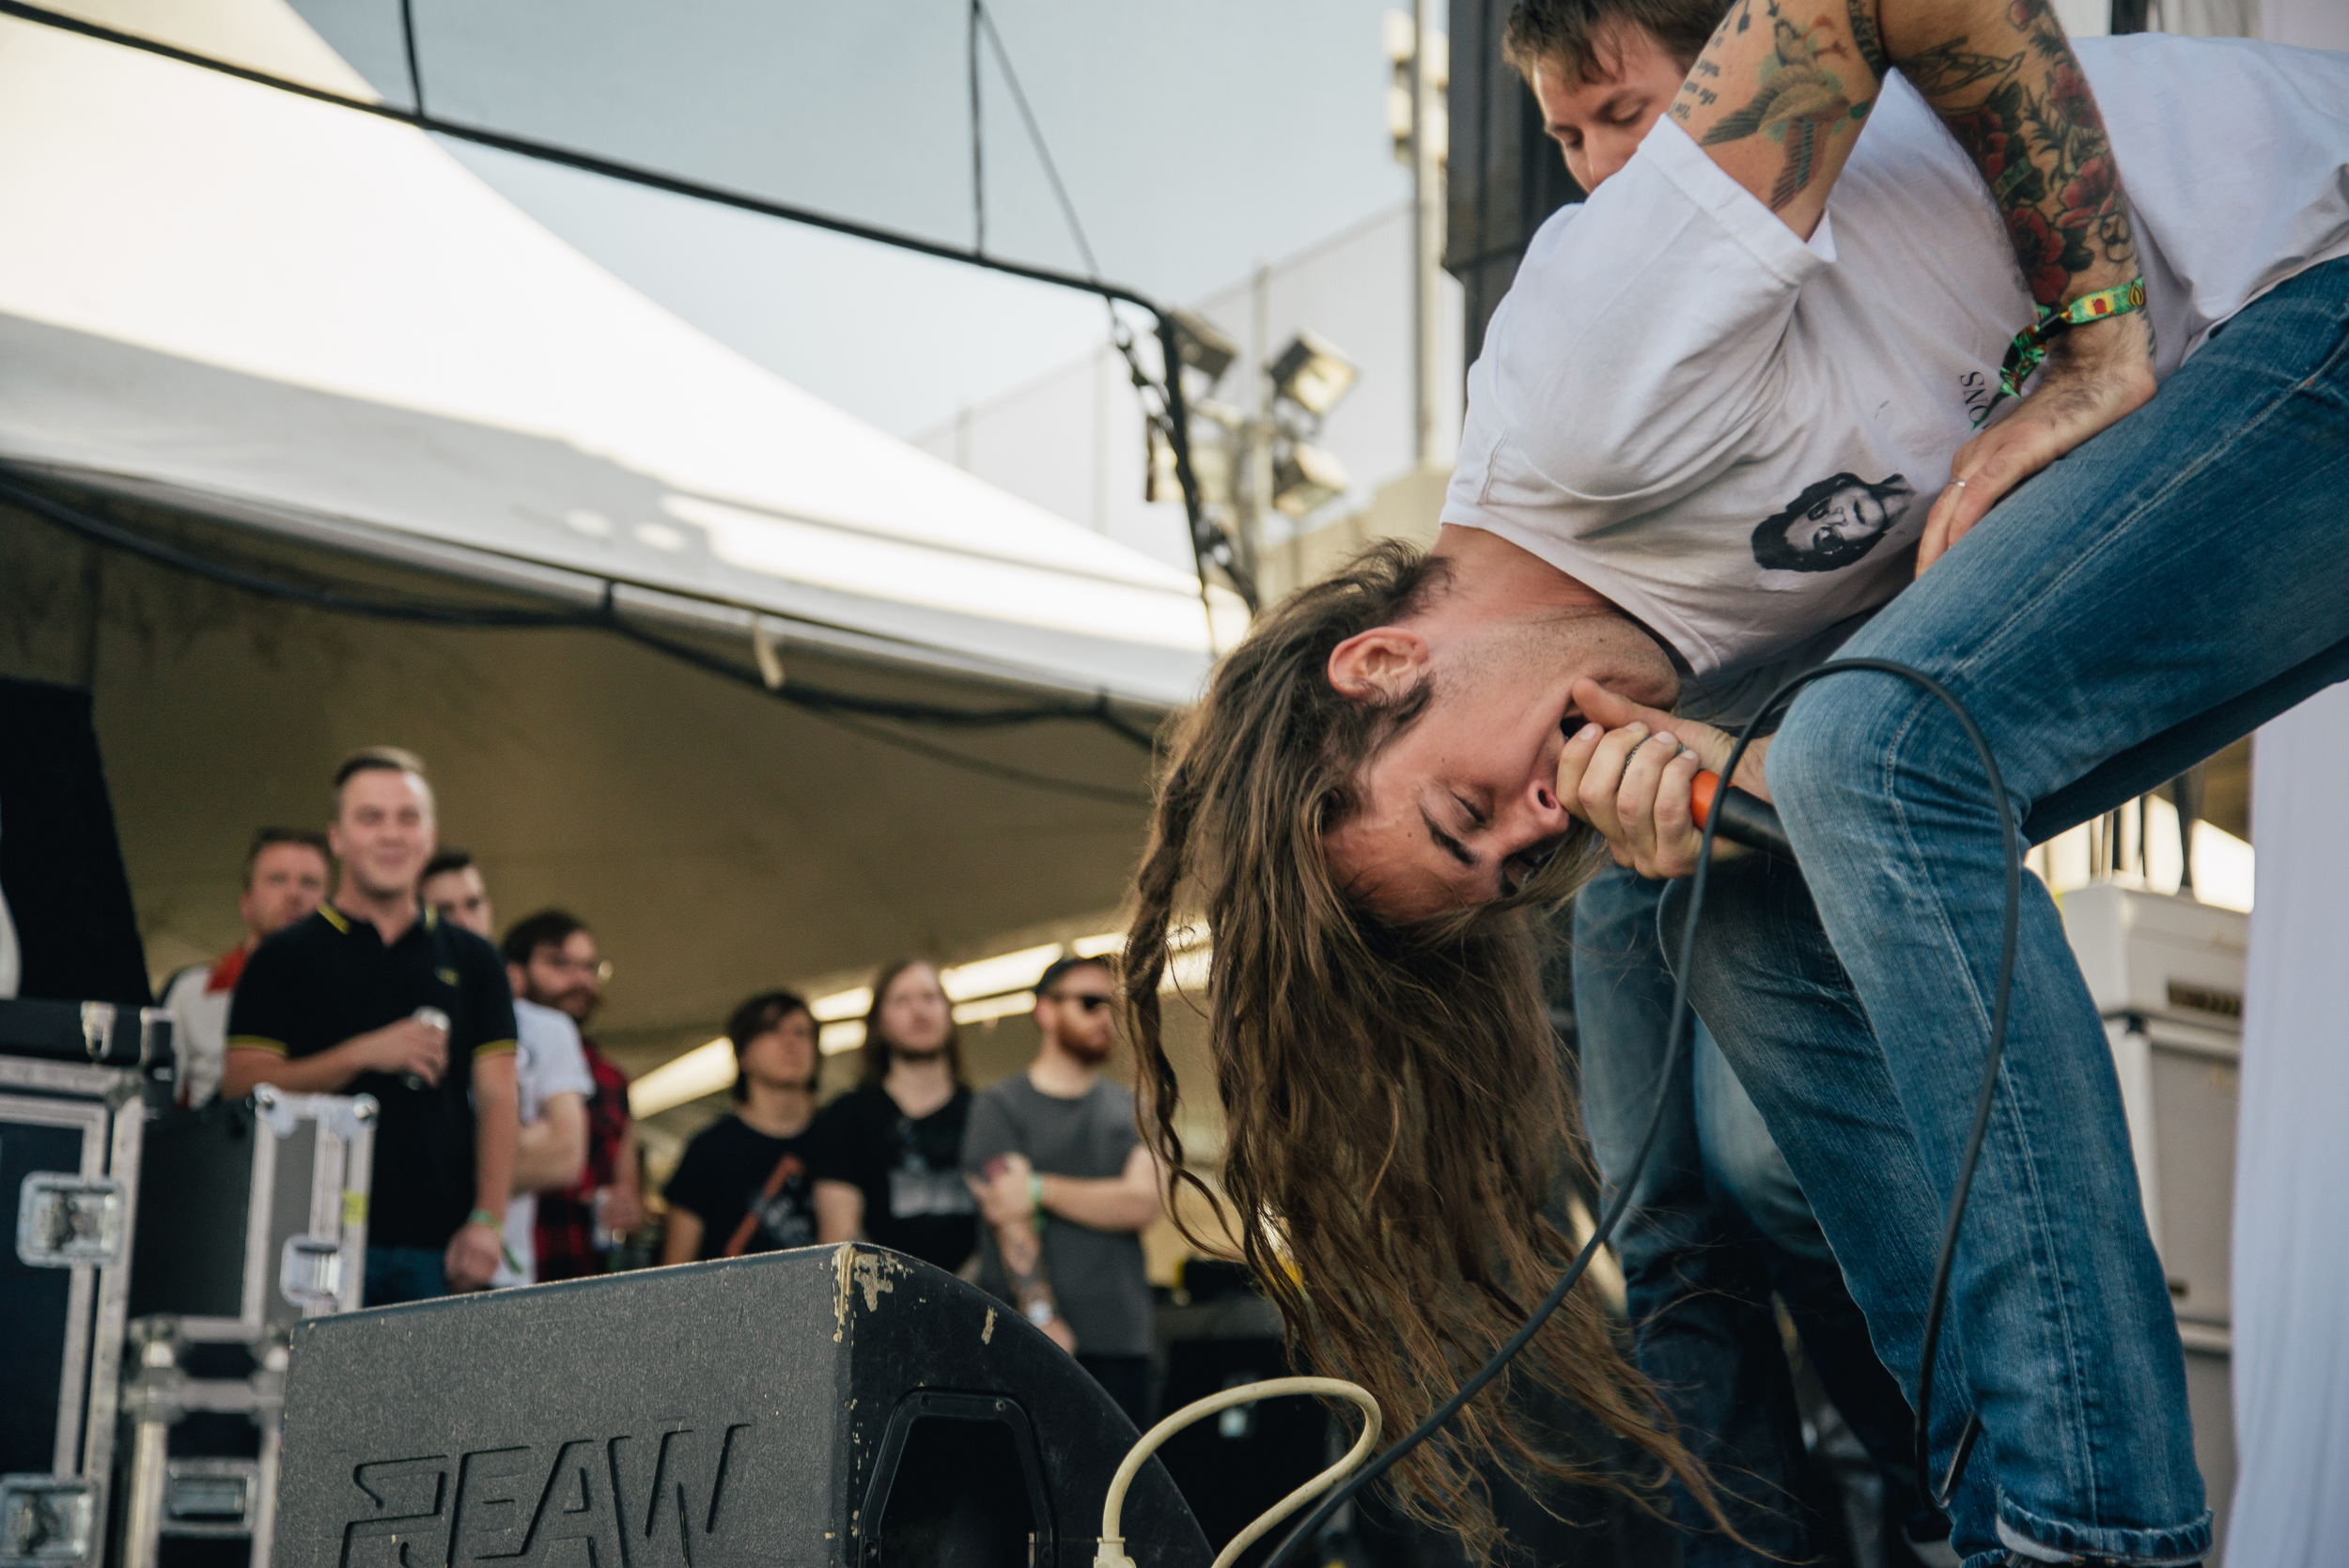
1696, 1, 1878, 210
1916, 0, 2135, 307
1669, 0, 2133, 265
996, 1219, 1057, 1316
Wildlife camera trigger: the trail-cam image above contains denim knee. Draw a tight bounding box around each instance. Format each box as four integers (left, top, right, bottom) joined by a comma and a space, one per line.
1761, 674, 1914, 827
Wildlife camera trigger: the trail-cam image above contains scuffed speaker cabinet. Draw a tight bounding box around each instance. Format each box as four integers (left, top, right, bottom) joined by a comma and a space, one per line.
274, 1244, 1212, 1568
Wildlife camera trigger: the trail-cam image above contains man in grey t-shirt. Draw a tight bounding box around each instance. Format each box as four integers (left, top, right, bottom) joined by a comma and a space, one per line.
963, 955, 1163, 1429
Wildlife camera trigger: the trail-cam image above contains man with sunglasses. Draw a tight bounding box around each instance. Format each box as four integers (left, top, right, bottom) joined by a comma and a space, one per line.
963, 954, 1165, 1428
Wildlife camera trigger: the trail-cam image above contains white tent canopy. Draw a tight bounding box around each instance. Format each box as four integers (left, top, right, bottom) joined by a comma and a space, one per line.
0, 1, 1243, 708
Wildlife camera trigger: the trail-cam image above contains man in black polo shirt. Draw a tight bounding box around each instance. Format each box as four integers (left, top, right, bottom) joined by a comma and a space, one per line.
223, 748, 519, 1307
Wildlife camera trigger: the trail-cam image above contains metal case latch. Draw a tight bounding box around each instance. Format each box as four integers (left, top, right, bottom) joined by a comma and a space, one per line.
279, 1235, 345, 1311
0, 1475, 96, 1565
15, 1174, 126, 1266
161, 1461, 259, 1535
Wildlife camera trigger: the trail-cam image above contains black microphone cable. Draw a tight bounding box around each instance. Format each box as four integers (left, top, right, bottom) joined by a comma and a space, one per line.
1257, 656, 2022, 1566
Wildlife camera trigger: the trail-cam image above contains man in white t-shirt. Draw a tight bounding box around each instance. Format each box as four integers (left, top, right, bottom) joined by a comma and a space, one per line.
160, 829, 331, 1107
1127, 4, 2349, 1565
420, 854, 590, 1285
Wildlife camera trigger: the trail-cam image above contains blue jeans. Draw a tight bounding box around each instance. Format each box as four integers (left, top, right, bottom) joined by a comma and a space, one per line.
1672, 256, 2349, 1567
364, 1245, 450, 1308
1576, 865, 1928, 1566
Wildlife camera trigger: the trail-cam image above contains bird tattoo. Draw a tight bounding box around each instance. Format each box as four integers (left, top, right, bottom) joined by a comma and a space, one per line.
1702, 12, 1863, 210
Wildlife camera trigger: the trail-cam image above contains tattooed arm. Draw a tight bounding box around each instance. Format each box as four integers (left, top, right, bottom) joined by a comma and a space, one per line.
1675, 0, 2154, 567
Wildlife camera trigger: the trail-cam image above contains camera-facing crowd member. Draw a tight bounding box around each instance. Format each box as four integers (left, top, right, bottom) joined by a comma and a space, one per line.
661, 991, 823, 1263
421, 863, 593, 1289
964, 955, 1163, 1428
159, 828, 331, 1108
223, 749, 518, 1307
500, 910, 644, 1279
811, 959, 978, 1274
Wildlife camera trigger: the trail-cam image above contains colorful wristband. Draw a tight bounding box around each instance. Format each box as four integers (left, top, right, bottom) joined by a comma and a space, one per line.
1028, 1172, 1046, 1217
1999, 276, 2148, 400
467, 1208, 500, 1230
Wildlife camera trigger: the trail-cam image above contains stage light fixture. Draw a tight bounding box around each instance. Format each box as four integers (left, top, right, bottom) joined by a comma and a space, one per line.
1272, 442, 1349, 518
1167, 309, 1238, 386
1268, 331, 1358, 417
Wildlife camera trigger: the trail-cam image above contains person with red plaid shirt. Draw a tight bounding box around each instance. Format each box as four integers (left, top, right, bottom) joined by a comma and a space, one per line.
537, 1040, 641, 1277
495, 909, 644, 1279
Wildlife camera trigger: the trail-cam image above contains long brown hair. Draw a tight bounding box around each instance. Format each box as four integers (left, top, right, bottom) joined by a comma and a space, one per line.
858, 958, 968, 1089
1123, 541, 1719, 1552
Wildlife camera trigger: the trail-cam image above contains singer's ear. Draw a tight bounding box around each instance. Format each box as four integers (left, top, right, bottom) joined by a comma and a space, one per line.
1329, 628, 1429, 703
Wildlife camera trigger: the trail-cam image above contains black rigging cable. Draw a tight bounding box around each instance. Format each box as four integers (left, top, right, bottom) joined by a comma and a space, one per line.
1259, 659, 2020, 1567
397, 0, 425, 116
968, 0, 1249, 626
969, 0, 986, 253
975, 3, 1102, 280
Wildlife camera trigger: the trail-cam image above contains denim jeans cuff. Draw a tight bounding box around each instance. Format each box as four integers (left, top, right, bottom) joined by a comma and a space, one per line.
1995, 1497, 2212, 1565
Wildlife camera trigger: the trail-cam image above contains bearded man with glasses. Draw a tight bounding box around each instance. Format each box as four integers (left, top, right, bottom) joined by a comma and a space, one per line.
962, 954, 1167, 1429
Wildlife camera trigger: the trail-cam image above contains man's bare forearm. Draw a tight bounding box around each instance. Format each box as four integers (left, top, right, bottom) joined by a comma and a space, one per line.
1037, 1175, 1159, 1234
511, 1094, 587, 1192
471, 1055, 519, 1219
993, 1218, 1057, 1317
221, 1043, 359, 1098
611, 1117, 642, 1202
1673, 0, 2139, 314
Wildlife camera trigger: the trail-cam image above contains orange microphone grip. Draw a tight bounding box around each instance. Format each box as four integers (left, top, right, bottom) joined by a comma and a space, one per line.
1685, 769, 1794, 859
1689, 769, 1725, 830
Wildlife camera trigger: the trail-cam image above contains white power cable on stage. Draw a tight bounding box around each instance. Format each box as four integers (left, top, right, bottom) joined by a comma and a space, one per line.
1097, 1377, 1380, 1568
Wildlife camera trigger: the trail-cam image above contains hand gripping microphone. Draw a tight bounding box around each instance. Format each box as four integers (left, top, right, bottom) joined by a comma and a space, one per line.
1688, 770, 1794, 861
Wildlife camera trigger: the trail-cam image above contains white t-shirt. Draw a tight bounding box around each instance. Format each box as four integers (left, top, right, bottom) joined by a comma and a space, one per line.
161, 953, 242, 1108
1444, 35, 2349, 686
493, 998, 595, 1287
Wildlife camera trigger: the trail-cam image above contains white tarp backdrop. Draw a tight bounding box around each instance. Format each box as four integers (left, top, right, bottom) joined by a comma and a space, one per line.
2230, 683, 2349, 1567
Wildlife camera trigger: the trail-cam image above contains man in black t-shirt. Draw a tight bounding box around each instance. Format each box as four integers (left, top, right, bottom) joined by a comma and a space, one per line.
224, 748, 518, 1307
808, 1085, 975, 1270
661, 992, 821, 1263
809, 959, 976, 1274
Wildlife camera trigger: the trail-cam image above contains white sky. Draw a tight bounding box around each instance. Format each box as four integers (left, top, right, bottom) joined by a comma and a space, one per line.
290, 0, 1435, 437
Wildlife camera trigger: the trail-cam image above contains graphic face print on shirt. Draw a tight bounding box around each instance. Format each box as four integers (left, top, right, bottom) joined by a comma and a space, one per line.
1751, 473, 1916, 572
887, 1116, 977, 1220
754, 1157, 816, 1250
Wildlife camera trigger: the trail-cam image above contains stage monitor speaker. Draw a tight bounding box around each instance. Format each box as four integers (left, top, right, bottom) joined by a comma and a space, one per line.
0, 677, 149, 1006
275, 1244, 1212, 1568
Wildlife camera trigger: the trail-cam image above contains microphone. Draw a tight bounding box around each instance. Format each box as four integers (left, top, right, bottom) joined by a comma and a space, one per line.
1689, 770, 1793, 860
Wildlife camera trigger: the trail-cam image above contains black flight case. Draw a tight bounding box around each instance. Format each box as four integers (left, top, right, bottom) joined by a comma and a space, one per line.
0, 1000, 168, 1568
